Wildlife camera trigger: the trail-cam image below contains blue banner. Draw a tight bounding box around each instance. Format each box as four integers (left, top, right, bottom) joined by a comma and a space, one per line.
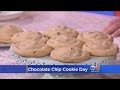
0, 65, 26, 73
0, 65, 120, 73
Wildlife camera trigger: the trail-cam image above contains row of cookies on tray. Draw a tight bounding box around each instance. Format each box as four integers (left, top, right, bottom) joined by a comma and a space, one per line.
0, 24, 119, 63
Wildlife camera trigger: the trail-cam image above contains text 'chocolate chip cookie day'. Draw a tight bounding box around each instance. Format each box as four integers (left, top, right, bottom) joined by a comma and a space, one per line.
28, 67, 88, 72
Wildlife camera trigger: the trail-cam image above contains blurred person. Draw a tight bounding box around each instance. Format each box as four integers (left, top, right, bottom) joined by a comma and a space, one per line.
103, 18, 120, 38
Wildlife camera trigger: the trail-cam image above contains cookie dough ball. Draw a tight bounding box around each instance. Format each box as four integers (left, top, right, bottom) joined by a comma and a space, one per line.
43, 26, 79, 38
47, 35, 84, 49
0, 24, 23, 44
50, 46, 90, 63
77, 31, 113, 43
11, 31, 50, 44
12, 40, 52, 57
82, 40, 119, 57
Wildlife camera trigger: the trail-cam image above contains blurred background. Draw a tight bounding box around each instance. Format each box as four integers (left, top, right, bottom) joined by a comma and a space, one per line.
86, 11, 120, 16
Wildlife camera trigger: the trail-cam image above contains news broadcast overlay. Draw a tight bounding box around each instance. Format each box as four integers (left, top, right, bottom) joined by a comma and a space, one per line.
0, 65, 120, 73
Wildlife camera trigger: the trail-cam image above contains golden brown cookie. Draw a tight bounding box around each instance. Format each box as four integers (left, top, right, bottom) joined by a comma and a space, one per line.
77, 31, 113, 43
43, 26, 79, 38
0, 24, 23, 44
50, 46, 90, 63
12, 40, 52, 57
11, 31, 50, 44
47, 35, 84, 49
82, 40, 119, 57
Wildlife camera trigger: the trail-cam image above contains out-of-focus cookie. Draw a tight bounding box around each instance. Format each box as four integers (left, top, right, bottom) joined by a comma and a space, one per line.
82, 40, 119, 57
77, 31, 113, 43
47, 35, 84, 49
12, 40, 52, 57
50, 46, 90, 63
11, 31, 50, 44
43, 26, 79, 38
0, 24, 23, 44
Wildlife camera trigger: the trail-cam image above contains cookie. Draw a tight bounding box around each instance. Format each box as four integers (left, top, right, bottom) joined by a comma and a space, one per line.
11, 31, 50, 44
0, 24, 23, 44
47, 35, 84, 49
12, 40, 52, 57
77, 31, 113, 43
50, 46, 90, 63
82, 40, 119, 57
43, 26, 79, 38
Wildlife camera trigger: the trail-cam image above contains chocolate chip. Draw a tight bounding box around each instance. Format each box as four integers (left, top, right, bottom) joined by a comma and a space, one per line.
38, 32, 41, 34
57, 32, 60, 35
43, 35, 46, 37
63, 26, 68, 29
33, 51, 36, 54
